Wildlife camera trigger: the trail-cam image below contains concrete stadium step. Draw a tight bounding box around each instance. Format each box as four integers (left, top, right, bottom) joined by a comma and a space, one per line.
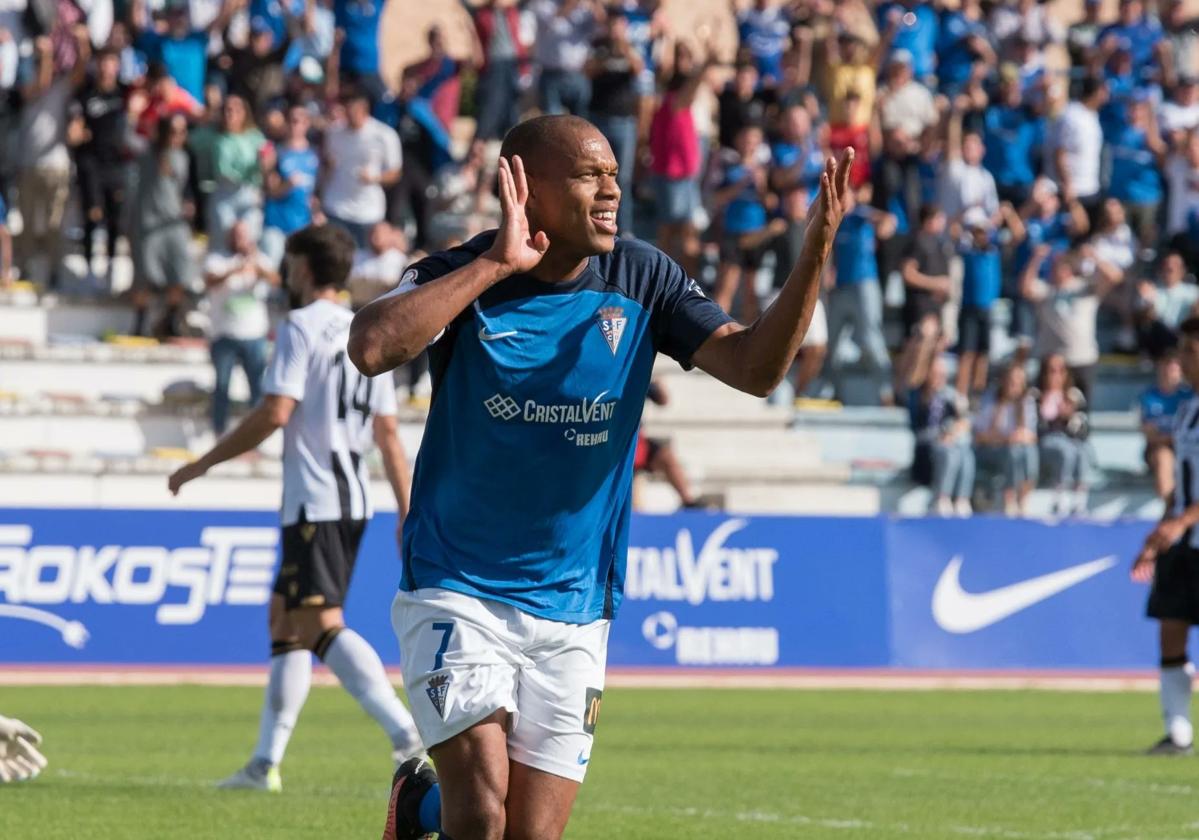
635, 479, 881, 515
643, 427, 824, 471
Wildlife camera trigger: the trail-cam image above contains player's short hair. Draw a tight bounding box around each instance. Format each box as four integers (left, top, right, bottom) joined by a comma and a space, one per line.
1179, 315, 1199, 340
285, 224, 355, 289
499, 115, 598, 174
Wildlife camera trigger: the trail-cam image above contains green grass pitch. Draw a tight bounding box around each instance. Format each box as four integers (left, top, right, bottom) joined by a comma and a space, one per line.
3, 684, 1198, 838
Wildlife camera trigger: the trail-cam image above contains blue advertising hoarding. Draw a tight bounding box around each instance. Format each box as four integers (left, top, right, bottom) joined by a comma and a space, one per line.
0, 508, 1162, 669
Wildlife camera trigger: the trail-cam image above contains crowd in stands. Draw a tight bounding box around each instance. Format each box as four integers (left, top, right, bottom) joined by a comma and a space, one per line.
2, 0, 1199, 514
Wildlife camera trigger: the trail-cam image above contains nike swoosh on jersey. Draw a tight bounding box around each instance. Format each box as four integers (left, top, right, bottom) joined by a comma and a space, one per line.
931, 554, 1117, 634
479, 327, 518, 341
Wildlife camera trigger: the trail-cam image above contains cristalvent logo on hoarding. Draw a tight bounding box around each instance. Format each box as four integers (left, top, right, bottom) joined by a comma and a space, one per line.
0, 524, 278, 647
641, 610, 780, 666
625, 519, 779, 605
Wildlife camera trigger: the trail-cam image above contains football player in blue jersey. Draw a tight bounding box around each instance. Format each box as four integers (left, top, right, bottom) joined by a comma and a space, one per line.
353, 115, 852, 840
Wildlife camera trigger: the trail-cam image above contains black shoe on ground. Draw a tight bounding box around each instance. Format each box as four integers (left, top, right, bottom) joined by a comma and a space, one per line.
382, 756, 439, 840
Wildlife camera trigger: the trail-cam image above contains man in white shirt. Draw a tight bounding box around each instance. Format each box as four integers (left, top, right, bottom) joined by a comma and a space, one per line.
169, 223, 421, 793
203, 220, 279, 433
322, 87, 402, 248
938, 101, 998, 226
1051, 75, 1107, 218
879, 50, 938, 141
1160, 76, 1199, 145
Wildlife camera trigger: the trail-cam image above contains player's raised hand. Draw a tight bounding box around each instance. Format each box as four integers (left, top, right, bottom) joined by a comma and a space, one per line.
805, 148, 854, 251
483, 155, 550, 277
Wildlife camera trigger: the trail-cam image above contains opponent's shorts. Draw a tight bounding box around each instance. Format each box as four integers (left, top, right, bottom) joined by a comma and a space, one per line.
1148, 541, 1199, 623
273, 517, 366, 610
392, 587, 609, 783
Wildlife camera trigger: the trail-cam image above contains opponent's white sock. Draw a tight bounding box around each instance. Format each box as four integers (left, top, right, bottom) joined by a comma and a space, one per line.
1160, 661, 1194, 746
318, 627, 423, 757
252, 645, 312, 767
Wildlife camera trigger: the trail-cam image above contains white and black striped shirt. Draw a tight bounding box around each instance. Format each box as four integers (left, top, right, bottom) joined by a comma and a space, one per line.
263, 299, 397, 525
1173, 395, 1199, 547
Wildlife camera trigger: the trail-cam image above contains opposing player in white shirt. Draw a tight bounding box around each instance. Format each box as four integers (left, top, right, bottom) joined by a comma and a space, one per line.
1134, 316, 1199, 755
169, 223, 422, 791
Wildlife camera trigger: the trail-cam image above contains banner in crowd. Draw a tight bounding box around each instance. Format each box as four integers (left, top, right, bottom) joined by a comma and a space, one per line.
0, 508, 1159, 669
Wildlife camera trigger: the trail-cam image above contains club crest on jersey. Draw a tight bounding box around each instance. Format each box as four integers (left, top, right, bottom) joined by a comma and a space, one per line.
596, 307, 627, 356
426, 674, 451, 718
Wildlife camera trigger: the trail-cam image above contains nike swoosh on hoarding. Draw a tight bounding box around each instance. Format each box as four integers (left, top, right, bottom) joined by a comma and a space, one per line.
931, 554, 1117, 634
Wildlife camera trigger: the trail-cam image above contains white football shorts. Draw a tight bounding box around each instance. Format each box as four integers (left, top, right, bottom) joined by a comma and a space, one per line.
392, 587, 610, 783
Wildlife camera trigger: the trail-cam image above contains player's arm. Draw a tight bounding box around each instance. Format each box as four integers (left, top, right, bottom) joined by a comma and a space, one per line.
690, 150, 853, 398
168, 395, 296, 494
373, 414, 411, 520
349, 155, 548, 375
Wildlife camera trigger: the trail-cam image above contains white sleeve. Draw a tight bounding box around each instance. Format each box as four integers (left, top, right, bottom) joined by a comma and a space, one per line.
371, 372, 398, 417
373, 268, 447, 344
263, 319, 310, 400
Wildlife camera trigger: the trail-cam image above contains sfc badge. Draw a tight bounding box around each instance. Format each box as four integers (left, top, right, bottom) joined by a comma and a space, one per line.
426, 674, 451, 719
596, 307, 627, 356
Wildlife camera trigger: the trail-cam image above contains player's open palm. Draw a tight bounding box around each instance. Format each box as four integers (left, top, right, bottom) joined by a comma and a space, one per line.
0, 715, 47, 783
484, 155, 550, 275
805, 148, 855, 251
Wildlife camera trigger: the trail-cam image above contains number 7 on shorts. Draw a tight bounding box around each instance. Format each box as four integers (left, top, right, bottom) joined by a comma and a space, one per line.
431, 622, 454, 671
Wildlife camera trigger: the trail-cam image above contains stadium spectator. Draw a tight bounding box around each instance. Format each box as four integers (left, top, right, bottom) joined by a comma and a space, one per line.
1141, 351, 1191, 502
910, 355, 974, 517
1066, 0, 1104, 69
131, 113, 194, 338
1023, 245, 1124, 403
983, 63, 1043, 207
828, 182, 896, 405
1094, 0, 1162, 76
465, 0, 528, 142
405, 25, 461, 133
878, 49, 936, 142
15, 30, 89, 290
130, 0, 230, 104
736, 0, 791, 87
956, 205, 1024, 398
348, 221, 409, 310
1165, 129, 1199, 257
1049, 75, 1107, 220
824, 29, 878, 187
975, 362, 1038, 517
68, 45, 128, 287
879, 0, 937, 81
716, 59, 769, 152
936, 0, 992, 97
261, 103, 320, 267
712, 123, 772, 321
633, 380, 707, 510
383, 68, 451, 250
1137, 251, 1199, 360
530, 0, 598, 118
939, 101, 998, 228
1106, 92, 1166, 249
332, 0, 385, 102
209, 92, 267, 244
896, 204, 950, 400
1162, 0, 1199, 88
588, 10, 642, 239
1034, 353, 1091, 516
132, 60, 203, 139
321, 86, 401, 248
221, 14, 289, 120
202, 219, 278, 434
648, 41, 708, 274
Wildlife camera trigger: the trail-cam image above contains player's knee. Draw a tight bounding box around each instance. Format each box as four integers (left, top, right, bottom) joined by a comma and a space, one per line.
307, 623, 345, 660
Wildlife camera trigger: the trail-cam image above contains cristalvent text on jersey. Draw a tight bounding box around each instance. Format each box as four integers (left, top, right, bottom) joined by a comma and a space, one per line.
387, 232, 732, 624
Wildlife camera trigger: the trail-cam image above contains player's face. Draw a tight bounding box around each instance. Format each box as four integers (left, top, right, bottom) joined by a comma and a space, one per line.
527, 128, 621, 255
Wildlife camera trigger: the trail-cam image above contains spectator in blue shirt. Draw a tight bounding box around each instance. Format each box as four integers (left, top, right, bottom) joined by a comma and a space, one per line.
769, 103, 826, 202
712, 124, 773, 322
983, 65, 1044, 207
937, 0, 993, 95
1141, 351, 1192, 501
1106, 93, 1167, 247
956, 207, 1004, 396
334, 0, 384, 102
1095, 0, 1164, 79
131, 0, 231, 104
909, 355, 975, 516
1009, 178, 1088, 344
879, 0, 939, 80
261, 105, 320, 267
828, 183, 898, 404
737, 0, 791, 86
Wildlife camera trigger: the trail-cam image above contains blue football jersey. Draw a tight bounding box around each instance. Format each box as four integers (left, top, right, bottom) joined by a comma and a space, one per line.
396, 233, 732, 623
